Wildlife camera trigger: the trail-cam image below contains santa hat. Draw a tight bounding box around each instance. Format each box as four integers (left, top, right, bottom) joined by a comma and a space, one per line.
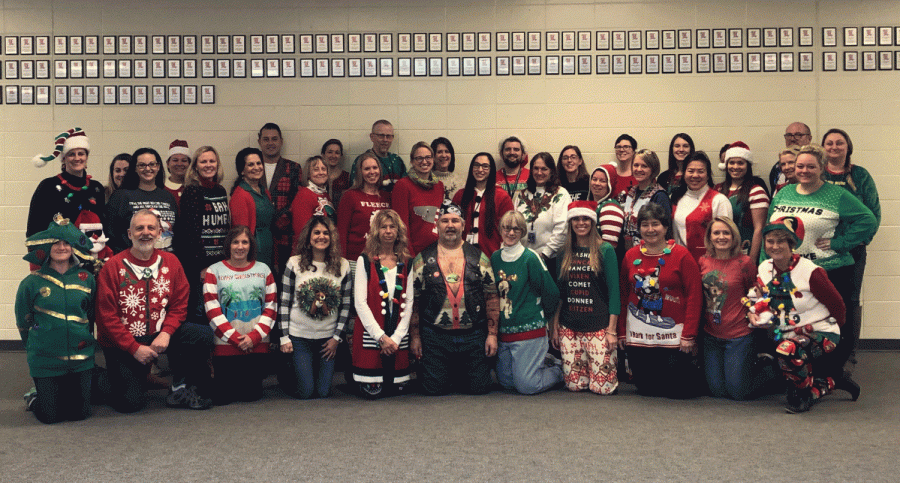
763, 216, 805, 247
567, 200, 598, 223
168, 139, 191, 159
590, 164, 618, 203
75, 210, 103, 232
720, 141, 752, 170
32, 127, 90, 167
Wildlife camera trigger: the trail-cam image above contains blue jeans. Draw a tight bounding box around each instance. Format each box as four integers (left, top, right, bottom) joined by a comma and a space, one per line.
497, 335, 562, 395
290, 336, 335, 399
703, 332, 755, 400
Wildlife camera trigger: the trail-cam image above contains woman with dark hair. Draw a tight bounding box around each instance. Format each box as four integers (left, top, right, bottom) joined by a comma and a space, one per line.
230, 147, 275, 270
351, 209, 414, 398
203, 226, 276, 404
618, 149, 671, 250
671, 151, 732, 261
714, 142, 770, 262
392, 141, 444, 255
658, 133, 696, 193
821, 128, 880, 381
587, 165, 624, 249
278, 216, 352, 399
105, 153, 131, 202
748, 217, 847, 412
513, 152, 572, 264
612, 134, 638, 197
27, 128, 106, 239
619, 203, 703, 398
431, 137, 458, 200
336, 152, 392, 261
16, 217, 96, 423
557, 145, 589, 201
550, 201, 620, 395
321, 139, 350, 207
176, 146, 230, 316
291, 155, 336, 249
699, 217, 760, 400
767, 144, 876, 399
452, 152, 514, 257
106, 147, 178, 253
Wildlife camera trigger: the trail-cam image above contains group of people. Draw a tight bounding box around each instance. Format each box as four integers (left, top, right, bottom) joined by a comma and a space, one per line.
16, 119, 878, 423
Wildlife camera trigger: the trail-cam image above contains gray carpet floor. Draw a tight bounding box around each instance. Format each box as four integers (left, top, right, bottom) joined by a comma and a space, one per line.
1, 351, 898, 482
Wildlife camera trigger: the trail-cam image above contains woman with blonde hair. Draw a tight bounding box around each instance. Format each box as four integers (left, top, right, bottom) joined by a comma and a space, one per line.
278, 216, 352, 399
491, 210, 561, 394
351, 209, 415, 398
550, 200, 620, 395
698, 216, 759, 400
292, 155, 336, 249
176, 146, 230, 314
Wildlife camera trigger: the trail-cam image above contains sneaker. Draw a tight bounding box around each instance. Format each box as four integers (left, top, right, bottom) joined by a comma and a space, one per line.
543, 353, 563, 369
185, 386, 213, 410
165, 384, 189, 408
23, 388, 37, 412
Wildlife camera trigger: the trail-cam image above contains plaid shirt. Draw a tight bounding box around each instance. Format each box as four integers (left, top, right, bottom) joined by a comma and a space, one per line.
265, 157, 303, 245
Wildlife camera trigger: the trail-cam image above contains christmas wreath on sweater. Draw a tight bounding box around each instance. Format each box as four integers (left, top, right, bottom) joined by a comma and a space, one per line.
296, 278, 340, 319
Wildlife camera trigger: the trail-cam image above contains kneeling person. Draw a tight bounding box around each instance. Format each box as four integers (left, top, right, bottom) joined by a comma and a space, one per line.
410, 202, 499, 395
96, 209, 213, 412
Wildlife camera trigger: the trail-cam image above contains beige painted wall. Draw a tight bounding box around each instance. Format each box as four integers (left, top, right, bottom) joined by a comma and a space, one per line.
2, 0, 897, 341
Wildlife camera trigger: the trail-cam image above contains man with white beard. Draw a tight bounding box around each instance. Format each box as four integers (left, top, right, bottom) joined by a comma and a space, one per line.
96, 209, 213, 412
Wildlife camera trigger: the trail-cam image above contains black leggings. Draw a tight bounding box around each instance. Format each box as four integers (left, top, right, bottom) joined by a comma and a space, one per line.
32, 370, 92, 424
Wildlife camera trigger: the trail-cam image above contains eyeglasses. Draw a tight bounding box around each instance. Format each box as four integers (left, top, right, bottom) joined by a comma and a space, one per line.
784, 132, 810, 139
500, 226, 522, 234
372, 133, 395, 140
136, 162, 159, 170
472, 162, 491, 170
561, 155, 580, 162
614, 145, 633, 151
412, 155, 433, 163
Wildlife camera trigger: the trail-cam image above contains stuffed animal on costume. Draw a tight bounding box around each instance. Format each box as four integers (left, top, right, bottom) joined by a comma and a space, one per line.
75, 210, 111, 274
742, 295, 775, 328
634, 265, 663, 315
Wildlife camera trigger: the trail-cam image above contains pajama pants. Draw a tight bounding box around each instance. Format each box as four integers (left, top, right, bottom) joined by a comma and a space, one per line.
558, 327, 617, 395
775, 330, 840, 399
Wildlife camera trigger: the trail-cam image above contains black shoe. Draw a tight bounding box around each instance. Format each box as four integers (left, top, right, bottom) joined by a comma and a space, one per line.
785, 394, 812, 413
836, 375, 861, 402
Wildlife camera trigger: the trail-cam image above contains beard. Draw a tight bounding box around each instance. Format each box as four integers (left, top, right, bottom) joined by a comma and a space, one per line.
502, 156, 519, 169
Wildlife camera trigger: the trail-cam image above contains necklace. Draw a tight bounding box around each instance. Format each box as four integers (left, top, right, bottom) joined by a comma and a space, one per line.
438, 245, 464, 283
373, 255, 407, 331
633, 239, 675, 271
56, 173, 96, 205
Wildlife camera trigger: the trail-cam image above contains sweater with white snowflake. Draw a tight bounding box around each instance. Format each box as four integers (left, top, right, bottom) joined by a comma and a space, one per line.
96, 249, 189, 355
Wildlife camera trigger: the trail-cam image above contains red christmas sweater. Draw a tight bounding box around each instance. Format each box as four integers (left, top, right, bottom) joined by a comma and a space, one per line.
619, 242, 703, 345
391, 177, 444, 256
336, 189, 392, 260
96, 249, 189, 355
291, 186, 335, 249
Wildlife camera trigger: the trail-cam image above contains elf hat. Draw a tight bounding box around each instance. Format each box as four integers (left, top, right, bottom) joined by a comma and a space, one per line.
763, 216, 805, 247
24, 213, 94, 265
32, 127, 90, 168
720, 141, 752, 170
567, 200, 598, 223
168, 139, 191, 159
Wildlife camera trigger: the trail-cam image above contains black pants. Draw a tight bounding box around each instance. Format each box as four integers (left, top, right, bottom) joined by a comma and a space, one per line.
32, 370, 92, 424
103, 323, 213, 413
212, 354, 265, 404
627, 346, 702, 399
419, 327, 491, 396
824, 263, 858, 377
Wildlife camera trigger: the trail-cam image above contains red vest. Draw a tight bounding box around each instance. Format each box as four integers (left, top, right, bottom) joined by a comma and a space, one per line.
683, 188, 719, 261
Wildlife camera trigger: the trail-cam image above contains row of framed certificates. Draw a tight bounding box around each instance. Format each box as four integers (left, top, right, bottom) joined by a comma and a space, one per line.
4, 52, 897, 80
4, 27, 900, 56
2, 84, 216, 105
